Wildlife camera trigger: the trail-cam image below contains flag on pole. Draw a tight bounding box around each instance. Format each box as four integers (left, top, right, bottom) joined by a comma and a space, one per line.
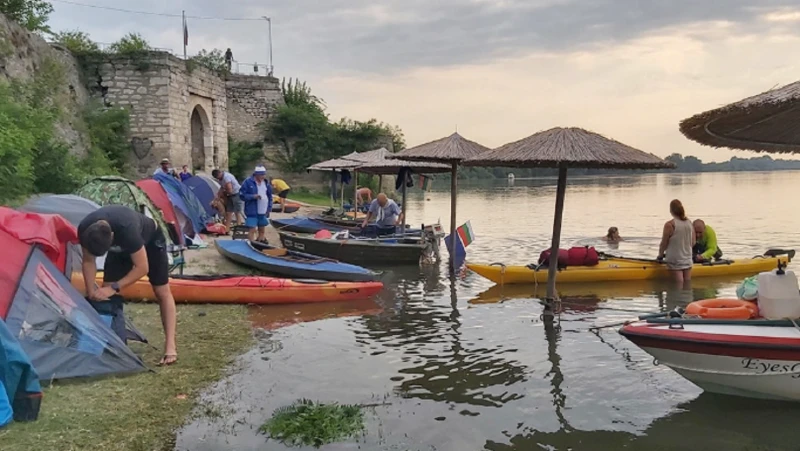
456, 221, 475, 247
418, 174, 431, 191
445, 233, 467, 270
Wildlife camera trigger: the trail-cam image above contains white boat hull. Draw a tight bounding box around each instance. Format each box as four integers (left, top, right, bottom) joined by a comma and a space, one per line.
621, 322, 800, 401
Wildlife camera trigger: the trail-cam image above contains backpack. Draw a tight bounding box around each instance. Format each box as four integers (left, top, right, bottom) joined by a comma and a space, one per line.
567, 246, 600, 267
538, 249, 569, 268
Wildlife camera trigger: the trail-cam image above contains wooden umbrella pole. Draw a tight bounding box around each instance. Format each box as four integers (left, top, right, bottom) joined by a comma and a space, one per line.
401, 173, 408, 233
330, 170, 336, 206
450, 162, 458, 270
378, 174, 383, 193
353, 169, 359, 212
546, 164, 568, 303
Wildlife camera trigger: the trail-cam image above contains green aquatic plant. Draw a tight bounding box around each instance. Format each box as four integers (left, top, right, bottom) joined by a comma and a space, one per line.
259, 399, 365, 447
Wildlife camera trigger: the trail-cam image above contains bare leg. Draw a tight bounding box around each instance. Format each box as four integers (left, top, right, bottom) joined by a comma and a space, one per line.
152, 284, 177, 364
672, 270, 684, 286
224, 211, 233, 231
257, 225, 266, 241
683, 268, 692, 283
248, 227, 257, 241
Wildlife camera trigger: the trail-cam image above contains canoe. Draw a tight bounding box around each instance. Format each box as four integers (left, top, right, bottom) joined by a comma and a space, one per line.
272, 216, 421, 237
271, 202, 301, 213
467, 251, 794, 285
620, 318, 800, 401
71, 272, 384, 304
215, 239, 380, 282
279, 231, 429, 266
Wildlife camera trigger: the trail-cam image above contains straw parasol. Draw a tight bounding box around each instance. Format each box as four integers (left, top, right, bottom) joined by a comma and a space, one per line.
463, 127, 674, 301
680, 80, 800, 152
389, 133, 492, 264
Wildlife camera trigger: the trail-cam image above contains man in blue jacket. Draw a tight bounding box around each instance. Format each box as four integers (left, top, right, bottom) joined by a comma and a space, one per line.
239, 165, 272, 242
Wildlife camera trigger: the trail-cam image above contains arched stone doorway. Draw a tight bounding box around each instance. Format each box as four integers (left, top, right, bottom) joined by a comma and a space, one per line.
190, 105, 212, 172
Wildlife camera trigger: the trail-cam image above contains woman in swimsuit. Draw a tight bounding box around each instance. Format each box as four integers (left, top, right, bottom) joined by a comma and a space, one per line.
658, 199, 695, 286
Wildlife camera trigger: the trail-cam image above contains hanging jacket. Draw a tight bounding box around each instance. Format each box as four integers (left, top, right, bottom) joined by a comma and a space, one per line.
395, 168, 414, 190
239, 177, 273, 218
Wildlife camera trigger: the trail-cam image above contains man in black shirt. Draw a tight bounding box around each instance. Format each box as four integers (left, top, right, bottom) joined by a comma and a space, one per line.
78, 205, 177, 365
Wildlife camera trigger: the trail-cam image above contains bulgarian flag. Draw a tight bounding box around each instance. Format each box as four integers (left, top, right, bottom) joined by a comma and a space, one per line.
418, 174, 431, 191
456, 221, 474, 247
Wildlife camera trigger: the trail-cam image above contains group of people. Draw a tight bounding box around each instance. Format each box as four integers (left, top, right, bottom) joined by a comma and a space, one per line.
603, 199, 723, 285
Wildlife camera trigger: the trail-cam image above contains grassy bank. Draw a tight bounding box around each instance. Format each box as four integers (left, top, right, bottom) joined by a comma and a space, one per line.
289, 190, 337, 207
1, 303, 253, 451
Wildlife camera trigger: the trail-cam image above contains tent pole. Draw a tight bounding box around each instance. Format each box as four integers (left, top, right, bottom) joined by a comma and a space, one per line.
449, 162, 458, 271
545, 164, 568, 317
401, 172, 408, 234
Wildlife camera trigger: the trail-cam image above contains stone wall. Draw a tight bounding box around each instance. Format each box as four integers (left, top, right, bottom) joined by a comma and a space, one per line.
226, 74, 282, 143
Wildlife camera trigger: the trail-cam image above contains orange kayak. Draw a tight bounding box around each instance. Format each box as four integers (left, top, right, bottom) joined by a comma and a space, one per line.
71, 273, 384, 305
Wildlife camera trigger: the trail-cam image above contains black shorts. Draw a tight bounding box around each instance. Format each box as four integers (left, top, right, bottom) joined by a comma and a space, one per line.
103, 229, 170, 287
278, 189, 290, 199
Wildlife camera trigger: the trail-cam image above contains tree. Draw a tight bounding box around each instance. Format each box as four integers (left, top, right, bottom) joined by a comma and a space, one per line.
108, 33, 151, 53
0, 0, 53, 34
52, 29, 99, 54
188, 49, 229, 75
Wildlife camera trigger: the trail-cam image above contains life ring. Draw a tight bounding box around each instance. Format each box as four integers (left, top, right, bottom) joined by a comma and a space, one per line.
685, 298, 758, 320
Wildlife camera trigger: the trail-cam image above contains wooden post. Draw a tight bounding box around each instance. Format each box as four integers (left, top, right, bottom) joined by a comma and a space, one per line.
546, 164, 568, 303
378, 174, 383, 193
330, 170, 336, 206
353, 169, 358, 212
450, 162, 458, 271
401, 173, 408, 233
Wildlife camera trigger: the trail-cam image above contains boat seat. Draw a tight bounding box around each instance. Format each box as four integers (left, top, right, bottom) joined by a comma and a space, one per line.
261, 248, 288, 257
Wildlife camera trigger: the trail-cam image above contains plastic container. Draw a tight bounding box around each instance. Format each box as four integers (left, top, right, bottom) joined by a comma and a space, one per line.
757, 269, 800, 319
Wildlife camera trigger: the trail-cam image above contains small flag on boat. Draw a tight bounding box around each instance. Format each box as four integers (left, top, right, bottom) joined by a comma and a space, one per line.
183, 16, 189, 46
445, 233, 467, 270
419, 174, 431, 191
456, 221, 474, 247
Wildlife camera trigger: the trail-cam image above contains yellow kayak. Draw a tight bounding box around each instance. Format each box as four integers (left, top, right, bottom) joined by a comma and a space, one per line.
467, 252, 793, 285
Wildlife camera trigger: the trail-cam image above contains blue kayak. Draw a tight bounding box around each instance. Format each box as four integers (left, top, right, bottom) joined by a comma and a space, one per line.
215, 239, 379, 282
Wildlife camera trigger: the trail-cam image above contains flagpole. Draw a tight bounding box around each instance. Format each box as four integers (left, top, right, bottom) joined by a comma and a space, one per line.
182, 10, 187, 60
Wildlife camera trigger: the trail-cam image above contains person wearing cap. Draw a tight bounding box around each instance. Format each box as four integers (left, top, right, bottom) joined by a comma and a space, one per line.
240, 165, 272, 242
154, 158, 180, 180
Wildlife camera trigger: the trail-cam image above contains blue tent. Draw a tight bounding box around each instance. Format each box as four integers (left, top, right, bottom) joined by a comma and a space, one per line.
154, 172, 209, 234
0, 319, 42, 426
2, 246, 147, 381
183, 176, 216, 218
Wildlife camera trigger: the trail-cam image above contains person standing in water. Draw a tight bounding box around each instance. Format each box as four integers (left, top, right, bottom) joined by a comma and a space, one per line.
603, 227, 623, 243
657, 199, 695, 285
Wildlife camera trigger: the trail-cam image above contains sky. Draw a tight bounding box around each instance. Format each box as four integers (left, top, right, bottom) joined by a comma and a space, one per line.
47, 0, 800, 162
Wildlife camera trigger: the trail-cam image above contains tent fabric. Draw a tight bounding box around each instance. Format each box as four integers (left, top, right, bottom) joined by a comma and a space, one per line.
154, 172, 209, 234
195, 173, 221, 194
19, 195, 101, 228
0, 207, 78, 276
183, 176, 217, 217
74, 176, 175, 248
136, 180, 186, 245
3, 248, 146, 380
0, 318, 42, 425
146, 176, 196, 238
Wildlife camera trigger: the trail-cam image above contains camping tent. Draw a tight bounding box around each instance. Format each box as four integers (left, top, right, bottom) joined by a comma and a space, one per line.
0, 318, 42, 425
183, 176, 217, 218
195, 173, 221, 194
0, 210, 147, 380
154, 172, 209, 234
74, 176, 175, 248
136, 180, 188, 245
19, 195, 101, 227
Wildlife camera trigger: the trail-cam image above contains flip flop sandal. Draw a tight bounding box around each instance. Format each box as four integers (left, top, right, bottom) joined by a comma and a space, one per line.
158, 354, 178, 366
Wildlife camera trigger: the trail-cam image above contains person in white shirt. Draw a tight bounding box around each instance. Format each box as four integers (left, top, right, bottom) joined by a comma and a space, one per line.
212, 168, 245, 231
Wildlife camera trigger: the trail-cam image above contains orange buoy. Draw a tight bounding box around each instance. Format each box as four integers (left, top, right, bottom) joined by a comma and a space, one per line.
314, 229, 333, 239
685, 298, 759, 320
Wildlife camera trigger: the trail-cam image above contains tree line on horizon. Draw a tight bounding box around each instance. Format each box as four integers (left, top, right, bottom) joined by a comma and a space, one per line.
453, 153, 800, 180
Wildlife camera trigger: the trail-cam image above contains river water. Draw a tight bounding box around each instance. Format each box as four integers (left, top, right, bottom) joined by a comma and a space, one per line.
177, 171, 800, 451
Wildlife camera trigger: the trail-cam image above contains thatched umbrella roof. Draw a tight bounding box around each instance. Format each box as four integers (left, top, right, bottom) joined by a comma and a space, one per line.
463, 126, 673, 304
463, 127, 673, 169
387, 133, 492, 270
390, 132, 491, 162
679, 80, 800, 152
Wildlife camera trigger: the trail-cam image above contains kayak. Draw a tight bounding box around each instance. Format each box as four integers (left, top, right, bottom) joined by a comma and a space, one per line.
272, 202, 301, 213
215, 239, 380, 282
467, 251, 794, 285
71, 273, 384, 304
271, 216, 421, 237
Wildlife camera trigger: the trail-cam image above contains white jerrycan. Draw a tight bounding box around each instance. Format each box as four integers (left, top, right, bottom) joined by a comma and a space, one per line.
757, 261, 800, 320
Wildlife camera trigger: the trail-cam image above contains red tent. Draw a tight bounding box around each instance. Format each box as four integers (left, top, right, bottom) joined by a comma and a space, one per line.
136, 179, 185, 245
0, 208, 78, 319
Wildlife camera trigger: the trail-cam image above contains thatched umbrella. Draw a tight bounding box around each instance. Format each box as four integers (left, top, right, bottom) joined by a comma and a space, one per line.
680, 80, 800, 152
389, 133, 491, 263
463, 127, 674, 301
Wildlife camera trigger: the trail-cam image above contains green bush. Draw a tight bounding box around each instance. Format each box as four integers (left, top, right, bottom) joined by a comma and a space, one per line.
108, 32, 151, 53
259, 399, 365, 447
0, 0, 53, 34
188, 49, 230, 76
32, 141, 85, 194
228, 137, 264, 180
53, 29, 99, 54
83, 101, 131, 174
